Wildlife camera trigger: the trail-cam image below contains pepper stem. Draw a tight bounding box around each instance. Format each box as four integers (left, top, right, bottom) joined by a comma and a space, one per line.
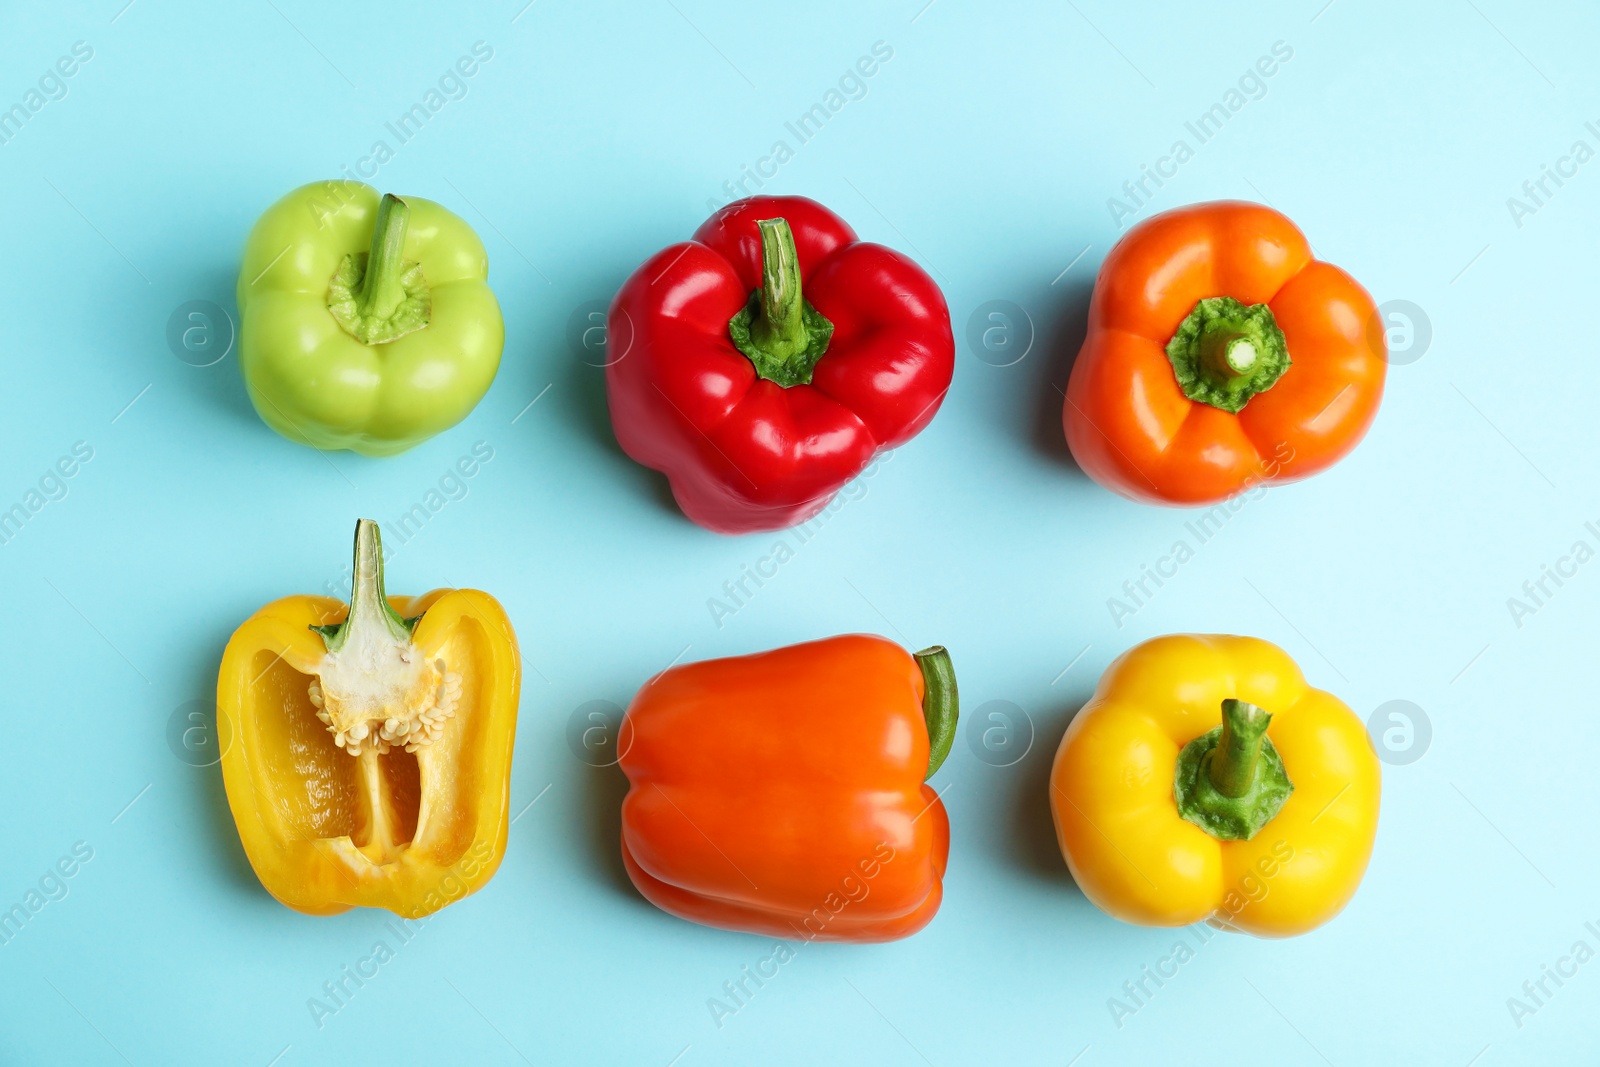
726, 217, 835, 387
750, 219, 806, 359
357, 194, 412, 324
311, 519, 418, 651
1204, 334, 1259, 379
1164, 296, 1290, 414
1173, 698, 1294, 840
1207, 699, 1270, 797
915, 646, 958, 779
326, 195, 432, 345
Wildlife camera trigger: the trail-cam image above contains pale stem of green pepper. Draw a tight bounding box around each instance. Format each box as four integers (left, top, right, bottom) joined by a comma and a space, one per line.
356, 194, 413, 325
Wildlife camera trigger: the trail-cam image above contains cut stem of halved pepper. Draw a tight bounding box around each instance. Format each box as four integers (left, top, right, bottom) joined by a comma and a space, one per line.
218, 519, 520, 917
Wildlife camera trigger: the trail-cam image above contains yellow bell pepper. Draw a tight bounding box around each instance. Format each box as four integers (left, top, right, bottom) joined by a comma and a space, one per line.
218, 519, 519, 918
1049, 634, 1379, 937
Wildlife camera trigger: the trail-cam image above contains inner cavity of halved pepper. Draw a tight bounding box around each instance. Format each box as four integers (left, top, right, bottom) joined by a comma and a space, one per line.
252, 645, 482, 867
309, 650, 459, 866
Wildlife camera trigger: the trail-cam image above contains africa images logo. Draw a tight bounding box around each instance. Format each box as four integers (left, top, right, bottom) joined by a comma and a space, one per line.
1105, 41, 1294, 227
0, 41, 93, 148
1104, 444, 1292, 628
705, 843, 897, 1030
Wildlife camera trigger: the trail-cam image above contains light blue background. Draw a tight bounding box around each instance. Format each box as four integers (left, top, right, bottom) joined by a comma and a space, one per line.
0, 0, 1594, 1063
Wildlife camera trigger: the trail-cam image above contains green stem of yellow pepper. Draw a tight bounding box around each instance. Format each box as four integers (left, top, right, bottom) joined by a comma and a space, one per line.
1209, 698, 1269, 797
1174, 699, 1294, 840
310, 518, 418, 651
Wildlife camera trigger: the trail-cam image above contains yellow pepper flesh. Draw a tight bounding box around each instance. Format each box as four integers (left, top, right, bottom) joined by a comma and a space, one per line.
1049, 634, 1380, 937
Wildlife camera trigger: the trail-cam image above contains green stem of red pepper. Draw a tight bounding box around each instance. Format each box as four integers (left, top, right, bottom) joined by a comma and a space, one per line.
1174, 698, 1294, 840
915, 645, 958, 779
727, 218, 835, 387
750, 219, 805, 357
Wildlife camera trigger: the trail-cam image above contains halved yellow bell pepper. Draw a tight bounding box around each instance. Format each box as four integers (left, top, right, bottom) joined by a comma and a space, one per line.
1049, 634, 1379, 937
218, 519, 519, 918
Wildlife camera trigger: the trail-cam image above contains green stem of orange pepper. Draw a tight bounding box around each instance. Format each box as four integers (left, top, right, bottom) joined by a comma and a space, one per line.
915, 645, 958, 779
1164, 296, 1291, 414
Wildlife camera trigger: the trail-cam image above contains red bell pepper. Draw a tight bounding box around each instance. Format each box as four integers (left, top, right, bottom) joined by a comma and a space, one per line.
606, 195, 954, 534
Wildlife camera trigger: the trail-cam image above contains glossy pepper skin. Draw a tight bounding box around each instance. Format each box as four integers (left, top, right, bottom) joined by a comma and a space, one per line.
237, 181, 504, 456
1049, 634, 1380, 937
218, 520, 519, 918
619, 635, 957, 941
1065, 201, 1385, 506
606, 195, 954, 533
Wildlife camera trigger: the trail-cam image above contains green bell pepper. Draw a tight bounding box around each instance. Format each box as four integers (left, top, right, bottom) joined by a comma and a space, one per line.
236, 181, 504, 457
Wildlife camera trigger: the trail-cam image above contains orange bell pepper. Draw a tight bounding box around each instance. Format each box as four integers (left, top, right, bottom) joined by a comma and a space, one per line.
1049, 634, 1380, 937
1064, 201, 1386, 506
619, 635, 957, 942
218, 519, 520, 918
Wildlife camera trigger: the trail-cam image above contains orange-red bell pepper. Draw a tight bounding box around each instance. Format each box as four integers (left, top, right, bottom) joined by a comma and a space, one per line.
618, 635, 957, 942
1065, 200, 1386, 506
